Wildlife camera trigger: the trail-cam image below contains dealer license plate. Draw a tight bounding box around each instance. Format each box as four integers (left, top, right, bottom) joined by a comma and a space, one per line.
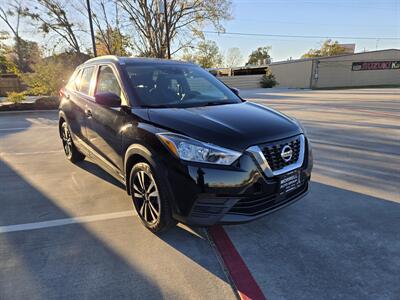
279, 170, 301, 195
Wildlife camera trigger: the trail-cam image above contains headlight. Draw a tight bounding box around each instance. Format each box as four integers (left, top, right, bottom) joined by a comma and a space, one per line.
156, 132, 242, 165
291, 117, 308, 135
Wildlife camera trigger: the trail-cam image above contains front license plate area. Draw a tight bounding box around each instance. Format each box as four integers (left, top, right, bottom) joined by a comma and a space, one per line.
279, 170, 301, 195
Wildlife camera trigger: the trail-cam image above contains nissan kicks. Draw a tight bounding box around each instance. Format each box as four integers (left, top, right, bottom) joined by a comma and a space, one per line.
59, 56, 313, 233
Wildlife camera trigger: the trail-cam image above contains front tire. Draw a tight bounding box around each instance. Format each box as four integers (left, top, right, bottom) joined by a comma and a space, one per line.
60, 121, 85, 163
130, 162, 176, 233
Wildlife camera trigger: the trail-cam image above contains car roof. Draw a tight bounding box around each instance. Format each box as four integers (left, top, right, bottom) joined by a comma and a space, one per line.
82, 55, 196, 67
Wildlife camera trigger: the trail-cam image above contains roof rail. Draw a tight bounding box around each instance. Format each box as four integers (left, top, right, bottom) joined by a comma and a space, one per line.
85, 55, 120, 64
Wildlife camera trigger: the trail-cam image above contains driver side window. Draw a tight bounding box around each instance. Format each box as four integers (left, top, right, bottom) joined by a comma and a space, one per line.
95, 66, 121, 97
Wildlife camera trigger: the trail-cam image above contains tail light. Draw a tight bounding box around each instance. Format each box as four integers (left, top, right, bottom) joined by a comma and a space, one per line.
59, 88, 65, 98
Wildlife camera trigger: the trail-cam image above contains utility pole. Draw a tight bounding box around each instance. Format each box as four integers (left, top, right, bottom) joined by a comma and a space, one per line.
86, 0, 97, 57
163, 0, 171, 59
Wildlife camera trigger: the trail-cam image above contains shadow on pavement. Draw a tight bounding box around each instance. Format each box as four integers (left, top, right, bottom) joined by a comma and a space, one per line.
0, 158, 232, 299
225, 181, 400, 300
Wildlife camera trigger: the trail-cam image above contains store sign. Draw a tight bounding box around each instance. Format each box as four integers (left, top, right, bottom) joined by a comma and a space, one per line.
352, 61, 400, 71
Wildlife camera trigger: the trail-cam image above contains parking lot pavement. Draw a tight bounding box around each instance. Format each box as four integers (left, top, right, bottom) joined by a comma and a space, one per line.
0, 112, 235, 300
0, 88, 399, 300
230, 88, 400, 299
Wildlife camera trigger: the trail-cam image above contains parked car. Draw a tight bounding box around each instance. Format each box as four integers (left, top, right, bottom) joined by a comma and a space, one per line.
59, 56, 313, 233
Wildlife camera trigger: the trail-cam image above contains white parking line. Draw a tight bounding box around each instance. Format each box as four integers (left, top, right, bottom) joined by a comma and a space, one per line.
0, 150, 61, 156
0, 126, 56, 131
0, 211, 137, 233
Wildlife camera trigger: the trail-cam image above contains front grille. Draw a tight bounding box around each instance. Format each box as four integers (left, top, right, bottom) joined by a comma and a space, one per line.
228, 182, 307, 216
260, 136, 301, 171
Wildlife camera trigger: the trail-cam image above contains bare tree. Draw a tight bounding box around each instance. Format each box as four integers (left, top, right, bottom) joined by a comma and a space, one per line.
24, 0, 83, 53
225, 47, 242, 67
82, 0, 132, 56
118, 0, 232, 58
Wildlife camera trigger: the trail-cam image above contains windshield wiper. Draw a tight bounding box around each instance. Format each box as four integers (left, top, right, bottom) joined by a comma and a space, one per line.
202, 101, 237, 107
142, 104, 170, 108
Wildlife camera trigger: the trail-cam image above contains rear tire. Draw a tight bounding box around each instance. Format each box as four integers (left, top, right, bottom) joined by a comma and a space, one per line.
60, 121, 85, 163
130, 162, 176, 233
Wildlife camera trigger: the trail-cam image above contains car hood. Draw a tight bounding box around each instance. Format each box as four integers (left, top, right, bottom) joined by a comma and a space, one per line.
146, 102, 302, 151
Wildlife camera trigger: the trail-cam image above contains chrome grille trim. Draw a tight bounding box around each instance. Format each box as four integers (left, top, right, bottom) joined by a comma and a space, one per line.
247, 134, 305, 177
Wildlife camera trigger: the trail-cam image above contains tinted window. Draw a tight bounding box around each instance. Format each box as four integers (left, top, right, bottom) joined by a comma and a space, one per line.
95, 66, 121, 96
65, 69, 81, 91
125, 64, 241, 108
78, 67, 94, 95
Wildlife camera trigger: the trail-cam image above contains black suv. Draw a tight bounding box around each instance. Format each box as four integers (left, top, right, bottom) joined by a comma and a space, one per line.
59, 56, 313, 233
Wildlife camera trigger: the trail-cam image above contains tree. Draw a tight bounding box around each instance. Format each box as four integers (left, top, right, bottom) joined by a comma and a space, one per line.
260, 67, 277, 88
22, 52, 88, 95
0, 1, 31, 71
95, 28, 132, 56
23, 0, 83, 53
225, 47, 243, 67
0, 31, 17, 74
182, 40, 223, 68
88, 0, 132, 56
246, 46, 271, 65
9, 39, 41, 72
301, 39, 347, 58
118, 0, 232, 58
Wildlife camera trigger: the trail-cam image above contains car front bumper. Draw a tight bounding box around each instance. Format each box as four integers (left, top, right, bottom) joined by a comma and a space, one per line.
165, 140, 312, 226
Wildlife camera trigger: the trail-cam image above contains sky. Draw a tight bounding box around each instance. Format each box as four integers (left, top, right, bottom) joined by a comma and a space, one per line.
1, 0, 399, 64
206, 0, 400, 63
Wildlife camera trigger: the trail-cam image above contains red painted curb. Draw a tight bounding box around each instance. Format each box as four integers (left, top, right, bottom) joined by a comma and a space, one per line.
208, 225, 267, 300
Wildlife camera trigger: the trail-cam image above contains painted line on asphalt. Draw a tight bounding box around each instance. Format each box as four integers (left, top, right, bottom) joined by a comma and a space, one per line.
0, 150, 61, 156
208, 225, 267, 300
0, 109, 58, 114
0, 211, 137, 233
0, 126, 56, 131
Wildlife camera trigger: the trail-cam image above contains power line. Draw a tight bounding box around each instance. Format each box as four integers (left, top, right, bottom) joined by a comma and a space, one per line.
203, 30, 400, 41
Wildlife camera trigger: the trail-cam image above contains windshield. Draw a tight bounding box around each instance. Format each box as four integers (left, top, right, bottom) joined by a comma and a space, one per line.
124, 63, 241, 108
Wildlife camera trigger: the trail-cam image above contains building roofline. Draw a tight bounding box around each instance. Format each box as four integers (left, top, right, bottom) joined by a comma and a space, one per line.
271, 48, 400, 66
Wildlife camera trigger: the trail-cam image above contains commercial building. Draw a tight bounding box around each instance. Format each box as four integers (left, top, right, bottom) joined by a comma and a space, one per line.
270, 49, 400, 89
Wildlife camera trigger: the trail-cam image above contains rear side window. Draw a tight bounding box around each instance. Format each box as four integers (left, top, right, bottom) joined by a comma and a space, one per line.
78, 67, 94, 95
95, 66, 121, 97
66, 69, 81, 91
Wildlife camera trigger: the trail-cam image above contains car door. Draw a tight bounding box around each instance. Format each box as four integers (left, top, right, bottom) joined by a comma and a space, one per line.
84, 64, 127, 174
64, 68, 86, 142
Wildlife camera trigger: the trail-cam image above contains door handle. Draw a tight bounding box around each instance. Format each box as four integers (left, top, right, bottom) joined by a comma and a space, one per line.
85, 109, 92, 118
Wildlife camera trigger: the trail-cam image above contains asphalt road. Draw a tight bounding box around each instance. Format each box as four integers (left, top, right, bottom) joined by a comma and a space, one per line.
1, 88, 399, 299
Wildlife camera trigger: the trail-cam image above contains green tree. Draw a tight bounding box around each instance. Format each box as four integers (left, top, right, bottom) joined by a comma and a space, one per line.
301, 39, 347, 58
247, 46, 271, 65
260, 67, 277, 88
182, 40, 223, 68
0, 31, 17, 74
22, 52, 88, 95
95, 27, 132, 56
0, 1, 32, 72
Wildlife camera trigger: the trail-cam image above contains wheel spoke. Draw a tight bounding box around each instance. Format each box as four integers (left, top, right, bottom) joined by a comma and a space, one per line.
148, 203, 157, 221
138, 171, 145, 190
143, 202, 148, 221
133, 192, 143, 199
139, 201, 145, 216
146, 180, 155, 193
148, 201, 159, 217
133, 184, 142, 194
148, 190, 159, 198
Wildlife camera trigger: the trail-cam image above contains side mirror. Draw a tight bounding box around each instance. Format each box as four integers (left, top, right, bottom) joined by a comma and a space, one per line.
230, 87, 240, 96
94, 92, 121, 107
